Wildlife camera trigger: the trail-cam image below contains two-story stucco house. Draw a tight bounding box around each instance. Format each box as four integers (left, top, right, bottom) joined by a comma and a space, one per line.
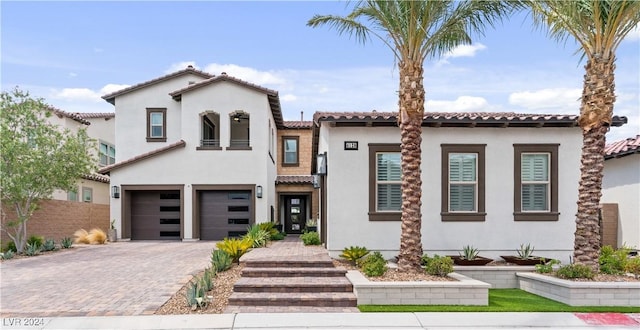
601, 135, 640, 249
99, 66, 287, 240
311, 112, 627, 263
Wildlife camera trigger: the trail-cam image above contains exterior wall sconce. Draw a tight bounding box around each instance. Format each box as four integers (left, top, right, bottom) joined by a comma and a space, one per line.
111, 186, 120, 199
256, 185, 263, 198
312, 175, 320, 189
316, 152, 327, 175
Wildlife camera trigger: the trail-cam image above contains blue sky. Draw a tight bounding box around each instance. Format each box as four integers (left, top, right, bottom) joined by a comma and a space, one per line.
2, 1, 638, 142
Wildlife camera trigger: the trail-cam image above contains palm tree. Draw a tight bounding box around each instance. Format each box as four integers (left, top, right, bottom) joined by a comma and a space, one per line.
308, 0, 514, 271
526, 0, 640, 268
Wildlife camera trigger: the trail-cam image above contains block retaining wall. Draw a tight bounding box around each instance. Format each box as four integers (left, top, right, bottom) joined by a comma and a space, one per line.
454, 265, 537, 288
346, 271, 490, 305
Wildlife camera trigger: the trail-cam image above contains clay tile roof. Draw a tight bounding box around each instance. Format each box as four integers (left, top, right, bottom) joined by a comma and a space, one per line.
169, 73, 284, 129
98, 140, 186, 174
82, 173, 110, 183
45, 106, 91, 125
605, 135, 640, 159
275, 175, 315, 185
102, 66, 213, 104
313, 111, 627, 128
283, 121, 313, 129
74, 112, 115, 119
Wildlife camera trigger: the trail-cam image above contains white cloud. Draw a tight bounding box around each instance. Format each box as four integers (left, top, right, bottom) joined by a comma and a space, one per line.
280, 94, 297, 102
438, 43, 487, 65
68, 72, 77, 77
165, 61, 199, 73
204, 63, 287, 86
624, 24, 640, 42
508, 88, 581, 113
51, 84, 131, 103
100, 84, 130, 95
426, 96, 490, 112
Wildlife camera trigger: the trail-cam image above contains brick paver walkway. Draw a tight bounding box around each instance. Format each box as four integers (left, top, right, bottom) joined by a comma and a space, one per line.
0, 241, 213, 317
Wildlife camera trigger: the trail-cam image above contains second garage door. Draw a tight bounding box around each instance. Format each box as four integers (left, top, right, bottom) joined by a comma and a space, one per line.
199, 190, 252, 240
130, 190, 181, 240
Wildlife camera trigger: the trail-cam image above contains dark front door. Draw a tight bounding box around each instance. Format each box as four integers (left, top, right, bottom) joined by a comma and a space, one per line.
284, 195, 306, 234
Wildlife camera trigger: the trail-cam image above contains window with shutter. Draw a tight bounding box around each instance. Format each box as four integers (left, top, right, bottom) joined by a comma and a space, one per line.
441, 144, 486, 221
369, 144, 401, 221
513, 144, 559, 221
521, 153, 549, 211
449, 153, 477, 212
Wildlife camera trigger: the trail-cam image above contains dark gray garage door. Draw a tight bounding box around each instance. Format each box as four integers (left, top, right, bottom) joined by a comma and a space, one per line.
200, 190, 252, 240
131, 191, 181, 240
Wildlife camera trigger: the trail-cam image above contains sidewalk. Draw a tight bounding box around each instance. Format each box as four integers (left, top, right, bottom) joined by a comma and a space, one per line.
2, 312, 639, 330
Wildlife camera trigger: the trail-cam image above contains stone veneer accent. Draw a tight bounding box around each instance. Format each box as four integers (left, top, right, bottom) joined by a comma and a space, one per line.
346, 271, 490, 305
454, 265, 537, 288
517, 272, 640, 306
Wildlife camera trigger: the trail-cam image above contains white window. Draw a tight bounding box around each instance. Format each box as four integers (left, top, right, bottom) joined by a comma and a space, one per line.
99, 141, 116, 166
521, 153, 550, 212
82, 187, 93, 203
283, 137, 299, 165
150, 113, 163, 137
376, 152, 401, 211
448, 153, 477, 212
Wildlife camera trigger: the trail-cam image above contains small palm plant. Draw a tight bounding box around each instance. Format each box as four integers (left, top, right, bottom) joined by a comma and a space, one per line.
340, 246, 370, 266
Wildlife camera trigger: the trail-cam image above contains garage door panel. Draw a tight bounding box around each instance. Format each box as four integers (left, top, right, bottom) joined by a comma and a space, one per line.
200, 190, 252, 240
131, 190, 181, 240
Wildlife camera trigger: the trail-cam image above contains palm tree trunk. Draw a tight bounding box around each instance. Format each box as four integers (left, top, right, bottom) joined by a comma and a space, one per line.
397, 59, 424, 271
573, 56, 615, 268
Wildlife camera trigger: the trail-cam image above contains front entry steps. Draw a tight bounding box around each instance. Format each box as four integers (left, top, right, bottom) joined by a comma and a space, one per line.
225, 258, 359, 313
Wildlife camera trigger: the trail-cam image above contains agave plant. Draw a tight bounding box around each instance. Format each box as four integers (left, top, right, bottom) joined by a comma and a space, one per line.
459, 245, 479, 260
244, 225, 270, 248
516, 243, 535, 259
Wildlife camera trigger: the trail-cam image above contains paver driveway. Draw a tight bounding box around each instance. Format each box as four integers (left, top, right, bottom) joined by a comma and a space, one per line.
0, 241, 213, 317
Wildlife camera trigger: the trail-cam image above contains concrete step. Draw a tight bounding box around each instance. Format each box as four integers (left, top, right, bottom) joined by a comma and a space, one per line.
224, 305, 361, 313
244, 259, 335, 268
227, 292, 357, 307
241, 267, 347, 277
233, 276, 353, 293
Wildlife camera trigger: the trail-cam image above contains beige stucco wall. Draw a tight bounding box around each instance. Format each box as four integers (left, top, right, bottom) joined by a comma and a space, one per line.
319, 124, 583, 264
602, 154, 640, 249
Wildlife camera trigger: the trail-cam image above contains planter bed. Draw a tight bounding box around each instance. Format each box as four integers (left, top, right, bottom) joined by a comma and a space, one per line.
346, 270, 490, 306
454, 265, 536, 289
517, 272, 640, 306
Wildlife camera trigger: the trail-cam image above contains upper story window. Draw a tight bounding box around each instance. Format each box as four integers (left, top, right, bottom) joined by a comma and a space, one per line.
82, 187, 93, 203
146, 108, 167, 142
441, 144, 486, 221
197, 111, 221, 150
99, 141, 116, 166
228, 111, 251, 150
282, 136, 299, 166
368, 144, 401, 221
514, 144, 559, 221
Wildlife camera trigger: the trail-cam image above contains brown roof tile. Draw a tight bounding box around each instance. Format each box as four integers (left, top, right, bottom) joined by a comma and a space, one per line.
313, 111, 627, 128
45, 106, 91, 125
276, 175, 315, 185
283, 121, 313, 129
605, 135, 640, 159
82, 173, 110, 183
102, 65, 213, 104
98, 140, 186, 174
169, 72, 284, 129
74, 112, 115, 119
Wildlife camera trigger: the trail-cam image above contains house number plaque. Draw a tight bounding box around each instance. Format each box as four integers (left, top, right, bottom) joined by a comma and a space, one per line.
344, 141, 358, 150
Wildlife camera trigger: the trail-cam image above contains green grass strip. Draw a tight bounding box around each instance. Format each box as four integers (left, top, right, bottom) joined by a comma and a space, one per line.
359, 289, 640, 313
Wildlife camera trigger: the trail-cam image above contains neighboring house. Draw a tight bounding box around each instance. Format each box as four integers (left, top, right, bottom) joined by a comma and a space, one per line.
99, 66, 286, 241
276, 119, 319, 234
46, 107, 112, 205
601, 135, 640, 249
311, 112, 627, 263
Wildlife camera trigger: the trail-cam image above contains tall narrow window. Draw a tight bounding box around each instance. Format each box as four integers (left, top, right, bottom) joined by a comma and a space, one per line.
368, 144, 401, 221
514, 144, 559, 221
82, 187, 93, 203
198, 112, 221, 150
146, 108, 167, 142
441, 144, 486, 221
67, 189, 78, 202
99, 141, 116, 166
282, 136, 299, 166
228, 111, 251, 150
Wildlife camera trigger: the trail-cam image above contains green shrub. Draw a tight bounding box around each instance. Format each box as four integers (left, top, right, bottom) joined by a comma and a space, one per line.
339, 246, 369, 265
459, 245, 479, 260
270, 232, 285, 241
423, 254, 453, 277
599, 245, 629, 275
5, 241, 17, 253
300, 231, 321, 245
27, 235, 44, 249
625, 257, 640, 276
200, 267, 215, 292
216, 237, 252, 263
556, 264, 594, 279
258, 222, 279, 238
360, 251, 387, 277
185, 279, 209, 311
60, 237, 73, 249
211, 249, 232, 272
42, 238, 57, 252
535, 259, 559, 274
244, 224, 270, 248
24, 242, 40, 256
1, 250, 15, 260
